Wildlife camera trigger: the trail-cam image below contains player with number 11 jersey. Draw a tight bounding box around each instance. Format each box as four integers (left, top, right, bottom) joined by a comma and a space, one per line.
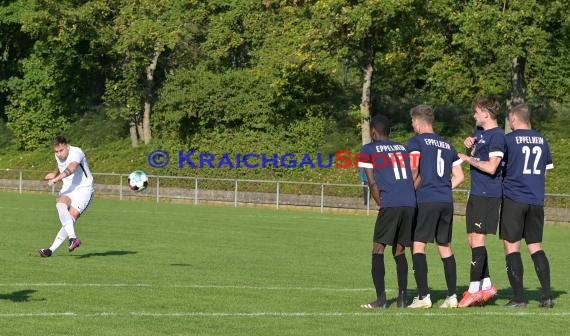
358, 143, 416, 209
357, 115, 416, 310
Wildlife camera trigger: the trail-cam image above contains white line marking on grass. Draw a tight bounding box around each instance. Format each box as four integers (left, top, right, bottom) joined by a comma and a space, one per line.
0, 311, 569, 318
0, 283, 375, 292
171, 285, 376, 292
0, 283, 153, 288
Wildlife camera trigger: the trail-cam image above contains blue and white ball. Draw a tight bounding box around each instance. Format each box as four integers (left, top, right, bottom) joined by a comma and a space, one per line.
128, 170, 149, 191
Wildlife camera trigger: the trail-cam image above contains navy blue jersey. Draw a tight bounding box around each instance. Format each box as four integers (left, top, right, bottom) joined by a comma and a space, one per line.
407, 133, 462, 204
470, 127, 505, 197
503, 129, 553, 206
358, 140, 417, 208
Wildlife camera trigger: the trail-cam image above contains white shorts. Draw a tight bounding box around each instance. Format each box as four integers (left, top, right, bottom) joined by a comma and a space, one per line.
60, 187, 94, 214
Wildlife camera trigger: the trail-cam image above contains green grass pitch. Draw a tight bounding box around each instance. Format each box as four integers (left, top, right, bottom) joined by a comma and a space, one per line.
0, 191, 568, 335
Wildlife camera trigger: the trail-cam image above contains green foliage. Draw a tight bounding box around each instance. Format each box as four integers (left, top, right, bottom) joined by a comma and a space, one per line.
4, 0, 119, 149
154, 66, 275, 140
412, 0, 570, 105
0, 119, 17, 153
5, 55, 69, 150
64, 108, 129, 149
103, 0, 204, 124
1, 0, 569, 194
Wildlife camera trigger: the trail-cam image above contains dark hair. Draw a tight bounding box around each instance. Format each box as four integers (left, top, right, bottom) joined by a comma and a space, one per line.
410, 104, 435, 124
52, 135, 68, 148
509, 103, 531, 123
370, 115, 391, 137
473, 97, 501, 120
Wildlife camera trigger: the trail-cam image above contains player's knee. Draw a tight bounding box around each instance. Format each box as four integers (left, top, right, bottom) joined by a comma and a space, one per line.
372, 243, 386, 254
412, 242, 426, 254
437, 247, 453, 258
527, 243, 543, 255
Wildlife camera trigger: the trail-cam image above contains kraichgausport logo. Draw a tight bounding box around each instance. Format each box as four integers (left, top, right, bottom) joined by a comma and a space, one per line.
147, 150, 420, 170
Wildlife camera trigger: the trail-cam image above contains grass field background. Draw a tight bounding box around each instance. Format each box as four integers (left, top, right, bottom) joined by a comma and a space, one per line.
0, 191, 568, 335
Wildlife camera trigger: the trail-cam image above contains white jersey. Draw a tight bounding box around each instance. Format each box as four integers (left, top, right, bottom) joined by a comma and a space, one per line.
56, 145, 94, 194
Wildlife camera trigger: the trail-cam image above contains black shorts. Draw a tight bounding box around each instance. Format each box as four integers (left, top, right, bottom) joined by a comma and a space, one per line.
414, 202, 454, 244
466, 194, 501, 234
500, 197, 544, 244
373, 207, 415, 247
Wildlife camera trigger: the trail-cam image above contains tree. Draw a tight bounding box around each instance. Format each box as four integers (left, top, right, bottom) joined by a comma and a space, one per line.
155, 1, 352, 154
310, 0, 414, 145
4, 0, 112, 149
413, 0, 570, 132
104, 0, 204, 147
0, 0, 33, 121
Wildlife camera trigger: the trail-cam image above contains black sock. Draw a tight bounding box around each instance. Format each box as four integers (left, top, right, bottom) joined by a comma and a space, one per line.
442, 255, 457, 297
482, 247, 490, 279
531, 250, 552, 299
371, 253, 385, 299
506, 252, 524, 302
394, 253, 408, 293
412, 253, 429, 298
470, 246, 486, 282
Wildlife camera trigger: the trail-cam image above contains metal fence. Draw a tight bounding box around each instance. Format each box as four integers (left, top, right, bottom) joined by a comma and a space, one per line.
1, 168, 568, 222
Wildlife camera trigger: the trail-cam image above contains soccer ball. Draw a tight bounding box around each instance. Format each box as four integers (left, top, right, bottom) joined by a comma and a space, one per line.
128, 170, 149, 191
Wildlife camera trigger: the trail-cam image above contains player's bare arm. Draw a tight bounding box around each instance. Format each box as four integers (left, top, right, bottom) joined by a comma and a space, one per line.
457, 154, 502, 175
463, 136, 476, 149
463, 136, 477, 155
47, 161, 79, 186
410, 165, 421, 190
364, 167, 381, 207
451, 164, 465, 189
44, 166, 59, 180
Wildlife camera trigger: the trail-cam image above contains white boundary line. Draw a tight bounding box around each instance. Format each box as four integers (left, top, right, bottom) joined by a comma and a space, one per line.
0, 311, 568, 318
0, 283, 374, 291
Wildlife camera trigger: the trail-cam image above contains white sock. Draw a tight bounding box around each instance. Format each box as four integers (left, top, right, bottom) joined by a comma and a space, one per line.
468, 281, 480, 293
56, 203, 76, 239
49, 227, 68, 252
481, 277, 492, 290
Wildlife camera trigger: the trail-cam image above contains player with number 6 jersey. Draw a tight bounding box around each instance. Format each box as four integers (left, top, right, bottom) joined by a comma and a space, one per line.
406, 105, 465, 309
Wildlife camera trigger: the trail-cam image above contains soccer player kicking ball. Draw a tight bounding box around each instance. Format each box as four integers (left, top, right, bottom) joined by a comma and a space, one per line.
39, 136, 94, 257
500, 104, 554, 308
406, 105, 465, 309
358, 115, 416, 309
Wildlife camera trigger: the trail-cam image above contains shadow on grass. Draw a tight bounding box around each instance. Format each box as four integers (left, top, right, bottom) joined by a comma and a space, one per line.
76, 250, 138, 259
385, 287, 566, 308
170, 263, 192, 267
0, 289, 37, 302
487, 287, 566, 306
